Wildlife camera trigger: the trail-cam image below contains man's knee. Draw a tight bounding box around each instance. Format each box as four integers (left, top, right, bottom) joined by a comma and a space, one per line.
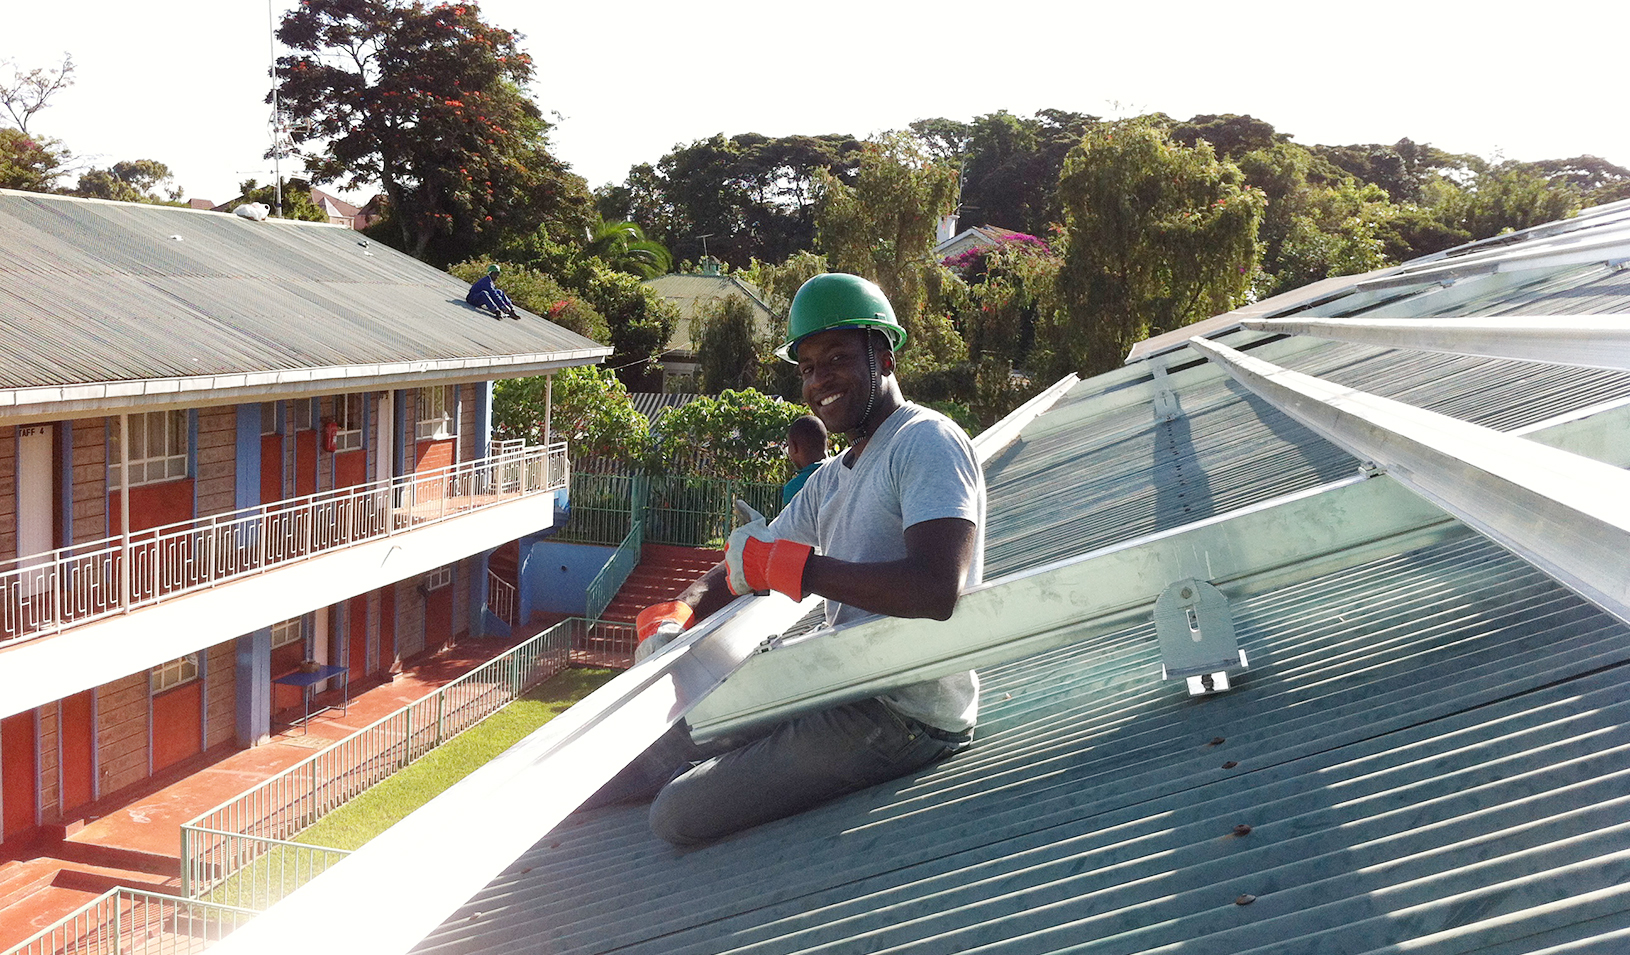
649, 775, 716, 847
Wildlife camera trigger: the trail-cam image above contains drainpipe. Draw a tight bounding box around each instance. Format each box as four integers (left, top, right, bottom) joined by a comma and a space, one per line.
543, 373, 553, 449
119, 414, 131, 612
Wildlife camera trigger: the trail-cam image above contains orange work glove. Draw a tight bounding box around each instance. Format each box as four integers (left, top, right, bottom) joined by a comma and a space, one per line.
634, 600, 694, 662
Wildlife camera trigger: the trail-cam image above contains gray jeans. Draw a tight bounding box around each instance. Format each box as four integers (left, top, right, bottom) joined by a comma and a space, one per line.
648, 697, 969, 847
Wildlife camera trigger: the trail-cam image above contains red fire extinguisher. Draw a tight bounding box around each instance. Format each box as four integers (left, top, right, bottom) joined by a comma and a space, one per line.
322, 419, 339, 453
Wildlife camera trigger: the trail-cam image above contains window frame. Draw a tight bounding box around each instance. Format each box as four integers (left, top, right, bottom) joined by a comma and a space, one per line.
415, 385, 457, 441
150, 653, 200, 694
333, 393, 364, 452
270, 617, 304, 650
109, 410, 189, 489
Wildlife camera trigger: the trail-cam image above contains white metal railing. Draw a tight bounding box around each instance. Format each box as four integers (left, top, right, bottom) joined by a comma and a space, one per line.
1, 886, 256, 955
0, 442, 567, 647
487, 569, 517, 627
179, 618, 578, 899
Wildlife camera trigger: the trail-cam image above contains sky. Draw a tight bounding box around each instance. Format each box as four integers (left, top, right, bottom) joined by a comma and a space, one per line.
6, 0, 1627, 207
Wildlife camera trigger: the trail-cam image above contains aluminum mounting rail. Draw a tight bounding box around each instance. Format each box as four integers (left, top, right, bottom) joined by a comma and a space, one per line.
1244, 314, 1630, 372
1188, 335, 1630, 630
687, 392, 1630, 739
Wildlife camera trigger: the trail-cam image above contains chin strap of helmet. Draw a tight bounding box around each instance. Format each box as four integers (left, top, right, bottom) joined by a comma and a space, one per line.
854, 330, 880, 439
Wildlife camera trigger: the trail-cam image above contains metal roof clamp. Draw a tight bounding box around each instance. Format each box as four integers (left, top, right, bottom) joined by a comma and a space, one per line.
1150, 358, 1184, 422
1155, 578, 1247, 696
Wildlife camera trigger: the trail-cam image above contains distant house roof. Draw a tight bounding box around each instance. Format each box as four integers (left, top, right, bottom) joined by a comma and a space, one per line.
212, 201, 1630, 955
0, 190, 609, 416
934, 223, 1029, 261
641, 272, 776, 357
627, 391, 697, 422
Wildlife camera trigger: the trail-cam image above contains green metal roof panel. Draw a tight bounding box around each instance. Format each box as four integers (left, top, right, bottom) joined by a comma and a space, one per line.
413, 535, 1630, 953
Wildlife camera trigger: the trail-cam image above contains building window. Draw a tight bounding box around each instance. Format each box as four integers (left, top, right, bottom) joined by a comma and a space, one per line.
416, 386, 457, 441
425, 565, 452, 590
260, 402, 279, 436
294, 398, 317, 431
271, 617, 303, 650
333, 393, 364, 452
151, 653, 200, 693
109, 410, 189, 489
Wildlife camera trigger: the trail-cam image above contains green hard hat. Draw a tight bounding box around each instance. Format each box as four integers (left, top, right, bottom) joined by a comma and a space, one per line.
776, 273, 907, 363
487, 264, 502, 274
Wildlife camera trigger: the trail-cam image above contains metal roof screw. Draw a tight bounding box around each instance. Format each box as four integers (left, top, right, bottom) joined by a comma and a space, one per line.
1222, 760, 1239, 769
1233, 824, 1253, 837
1208, 737, 1226, 746
1235, 894, 1256, 906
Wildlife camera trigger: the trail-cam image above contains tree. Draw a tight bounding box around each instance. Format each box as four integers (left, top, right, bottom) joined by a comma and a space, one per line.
692, 294, 761, 394
814, 132, 965, 379
225, 177, 330, 221
272, 0, 591, 263
647, 389, 804, 482
0, 127, 70, 192
1047, 119, 1264, 378
496, 365, 647, 467
0, 54, 74, 135
955, 109, 1097, 235
584, 218, 672, 278
1449, 160, 1581, 239
601, 132, 862, 267
1170, 113, 1287, 159
73, 160, 183, 203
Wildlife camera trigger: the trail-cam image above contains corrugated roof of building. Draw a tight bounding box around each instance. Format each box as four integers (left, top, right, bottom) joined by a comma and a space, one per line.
641, 272, 776, 354
243, 201, 1630, 954
0, 191, 609, 393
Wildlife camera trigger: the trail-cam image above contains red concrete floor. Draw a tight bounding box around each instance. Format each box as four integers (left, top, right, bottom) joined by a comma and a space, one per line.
0, 637, 526, 951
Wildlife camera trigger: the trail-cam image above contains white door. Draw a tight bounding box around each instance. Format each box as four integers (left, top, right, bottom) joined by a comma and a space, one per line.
18, 425, 54, 599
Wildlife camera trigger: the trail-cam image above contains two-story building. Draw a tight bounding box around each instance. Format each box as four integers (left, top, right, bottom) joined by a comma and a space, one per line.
0, 190, 609, 848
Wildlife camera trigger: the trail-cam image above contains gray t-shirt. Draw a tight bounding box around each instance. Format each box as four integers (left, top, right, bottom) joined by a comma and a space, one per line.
770, 402, 984, 732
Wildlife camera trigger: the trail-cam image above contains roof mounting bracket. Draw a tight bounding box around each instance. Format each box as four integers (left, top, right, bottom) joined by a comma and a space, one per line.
1150, 358, 1184, 422
1155, 577, 1247, 696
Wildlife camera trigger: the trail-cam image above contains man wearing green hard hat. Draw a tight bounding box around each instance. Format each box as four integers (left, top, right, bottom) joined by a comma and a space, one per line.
617, 272, 986, 846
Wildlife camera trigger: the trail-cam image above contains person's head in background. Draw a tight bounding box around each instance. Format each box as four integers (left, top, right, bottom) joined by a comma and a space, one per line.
786, 414, 828, 471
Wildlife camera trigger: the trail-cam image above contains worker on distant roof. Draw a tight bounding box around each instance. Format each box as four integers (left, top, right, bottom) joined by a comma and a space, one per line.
781, 414, 827, 505
606, 272, 986, 847
466, 264, 519, 320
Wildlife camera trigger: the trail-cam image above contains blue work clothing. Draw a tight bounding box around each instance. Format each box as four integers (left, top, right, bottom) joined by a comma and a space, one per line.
466, 275, 516, 315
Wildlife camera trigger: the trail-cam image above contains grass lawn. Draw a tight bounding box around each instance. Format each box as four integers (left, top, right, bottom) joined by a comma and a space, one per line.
295, 666, 618, 851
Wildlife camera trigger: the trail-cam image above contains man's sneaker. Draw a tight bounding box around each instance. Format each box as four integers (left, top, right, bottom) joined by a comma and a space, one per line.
488, 308, 503, 319
509, 311, 521, 320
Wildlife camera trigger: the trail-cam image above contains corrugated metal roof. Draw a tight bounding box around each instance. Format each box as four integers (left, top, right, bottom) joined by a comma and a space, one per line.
0, 192, 609, 390
415, 536, 1630, 954
348, 203, 1630, 953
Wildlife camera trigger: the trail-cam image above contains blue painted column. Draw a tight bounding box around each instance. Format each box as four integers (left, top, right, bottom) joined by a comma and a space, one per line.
234, 628, 271, 747
232, 405, 271, 747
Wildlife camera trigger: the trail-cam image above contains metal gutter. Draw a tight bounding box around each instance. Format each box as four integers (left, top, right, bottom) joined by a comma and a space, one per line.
1243, 314, 1630, 372
1189, 336, 1630, 628
0, 348, 611, 425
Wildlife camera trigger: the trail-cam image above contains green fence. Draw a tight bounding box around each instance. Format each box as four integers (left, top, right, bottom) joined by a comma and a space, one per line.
556, 471, 783, 548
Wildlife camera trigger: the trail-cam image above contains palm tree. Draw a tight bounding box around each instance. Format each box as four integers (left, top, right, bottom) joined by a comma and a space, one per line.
584, 218, 673, 278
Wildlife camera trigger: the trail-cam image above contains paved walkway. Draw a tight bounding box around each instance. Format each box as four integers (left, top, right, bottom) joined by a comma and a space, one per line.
0, 638, 524, 951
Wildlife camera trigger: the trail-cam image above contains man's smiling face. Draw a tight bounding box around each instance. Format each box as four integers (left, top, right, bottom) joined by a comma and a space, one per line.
798, 328, 883, 434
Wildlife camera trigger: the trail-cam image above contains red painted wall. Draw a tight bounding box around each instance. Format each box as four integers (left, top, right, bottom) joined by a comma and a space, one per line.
261, 434, 283, 504
2, 711, 37, 840
271, 640, 305, 713
108, 479, 195, 535
295, 432, 317, 497
425, 584, 453, 654
60, 691, 94, 814
150, 682, 202, 773
379, 588, 395, 671
334, 449, 367, 489
415, 439, 454, 474
349, 598, 369, 684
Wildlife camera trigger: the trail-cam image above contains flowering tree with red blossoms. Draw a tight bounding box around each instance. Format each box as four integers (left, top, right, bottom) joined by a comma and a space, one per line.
272, 0, 589, 262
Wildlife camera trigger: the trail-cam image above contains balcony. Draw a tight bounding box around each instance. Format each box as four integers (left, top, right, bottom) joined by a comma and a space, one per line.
0, 442, 568, 649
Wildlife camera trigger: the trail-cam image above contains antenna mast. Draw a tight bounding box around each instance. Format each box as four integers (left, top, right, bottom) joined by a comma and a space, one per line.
268, 0, 284, 218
